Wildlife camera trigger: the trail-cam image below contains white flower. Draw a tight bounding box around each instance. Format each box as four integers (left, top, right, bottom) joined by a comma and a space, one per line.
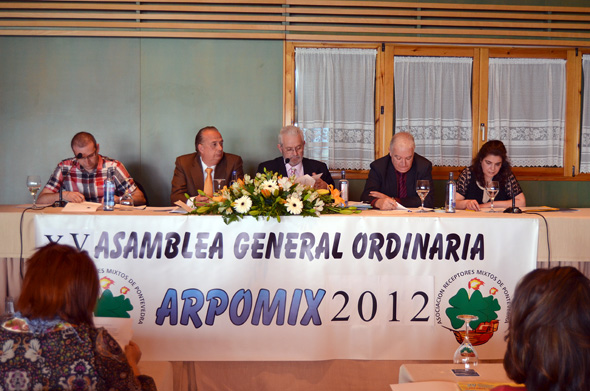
285, 196, 303, 215
1, 340, 15, 363
260, 179, 279, 193
233, 196, 252, 214
314, 199, 325, 212
277, 176, 292, 189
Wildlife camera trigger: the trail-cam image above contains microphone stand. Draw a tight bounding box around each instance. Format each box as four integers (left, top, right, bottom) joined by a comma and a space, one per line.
54, 166, 70, 207
503, 192, 522, 214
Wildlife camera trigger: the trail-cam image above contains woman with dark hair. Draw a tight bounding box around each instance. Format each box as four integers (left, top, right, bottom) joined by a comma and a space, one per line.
455, 140, 525, 211
492, 267, 590, 391
0, 243, 157, 390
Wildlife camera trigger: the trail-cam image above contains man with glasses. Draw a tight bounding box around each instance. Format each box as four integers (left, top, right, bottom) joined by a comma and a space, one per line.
37, 132, 146, 205
257, 125, 334, 189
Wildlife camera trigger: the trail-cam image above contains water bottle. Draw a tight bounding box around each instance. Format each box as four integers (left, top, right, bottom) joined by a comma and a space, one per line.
339, 170, 349, 206
103, 169, 115, 211
230, 170, 238, 186
445, 172, 456, 213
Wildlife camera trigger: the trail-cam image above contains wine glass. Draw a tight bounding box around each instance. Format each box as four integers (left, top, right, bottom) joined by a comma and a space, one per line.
120, 189, 134, 210
26, 175, 42, 209
453, 314, 479, 369
416, 180, 430, 212
485, 181, 499, 213
214, 179, 226, 194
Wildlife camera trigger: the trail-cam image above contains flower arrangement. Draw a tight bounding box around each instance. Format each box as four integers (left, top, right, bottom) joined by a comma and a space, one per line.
186, 170, 360, 224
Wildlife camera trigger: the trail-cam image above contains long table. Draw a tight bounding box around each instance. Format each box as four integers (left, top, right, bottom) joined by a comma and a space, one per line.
1, 205, 589, 390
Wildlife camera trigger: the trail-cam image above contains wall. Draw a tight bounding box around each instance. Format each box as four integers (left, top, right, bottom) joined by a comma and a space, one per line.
1, 36, 589, 208
0, 37, 283, 206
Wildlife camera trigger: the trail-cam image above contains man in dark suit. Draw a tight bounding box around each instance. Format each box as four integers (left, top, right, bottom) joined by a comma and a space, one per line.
170, 126, 244, 204
361, 132, 433, 209
257, 125, 334, 189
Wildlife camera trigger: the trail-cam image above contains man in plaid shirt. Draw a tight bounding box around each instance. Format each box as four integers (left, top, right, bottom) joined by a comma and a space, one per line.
37, 132, 146, 206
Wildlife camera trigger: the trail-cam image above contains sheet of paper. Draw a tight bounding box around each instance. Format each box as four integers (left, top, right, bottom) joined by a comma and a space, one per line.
174, 200, 193, 212
93, 316, 134, 349
145, 206, 178, 212
62, 202, 102, 212
295, 174, 317, 187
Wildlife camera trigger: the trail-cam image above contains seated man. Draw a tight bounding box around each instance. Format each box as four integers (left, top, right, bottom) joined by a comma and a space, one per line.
257, 125, 334, 189
170, 126, 244, 204
361, 132, 433, 210
37, 132, 146, 206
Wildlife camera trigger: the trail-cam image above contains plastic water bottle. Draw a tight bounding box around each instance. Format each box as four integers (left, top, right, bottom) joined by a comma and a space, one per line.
339, 170, 349, 206
445, 172, 456, 213
103, 169, 115, 211
230, 170, 238, 186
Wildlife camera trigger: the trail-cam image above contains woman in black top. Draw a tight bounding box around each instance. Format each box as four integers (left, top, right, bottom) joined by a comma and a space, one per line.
455, 140, 526, 211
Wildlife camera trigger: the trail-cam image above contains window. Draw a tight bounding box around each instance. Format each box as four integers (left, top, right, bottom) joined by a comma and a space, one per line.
284, 44, 584, 180
295, 47, 377, 170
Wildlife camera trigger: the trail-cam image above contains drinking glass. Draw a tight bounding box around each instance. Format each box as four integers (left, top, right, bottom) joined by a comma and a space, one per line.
26, 175, 42, 209
214, 179, 226, 193
453, 314, 479, 369
416, 180, 430, 213
120, 190, 134, 210
485, 181, 499, 212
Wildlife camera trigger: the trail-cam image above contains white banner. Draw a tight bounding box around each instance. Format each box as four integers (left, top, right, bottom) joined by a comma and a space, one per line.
34, 213, 538, 362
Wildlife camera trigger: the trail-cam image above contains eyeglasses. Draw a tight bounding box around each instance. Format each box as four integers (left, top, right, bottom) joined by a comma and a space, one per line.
284, 145, 303, 154
76, 149, 97, 161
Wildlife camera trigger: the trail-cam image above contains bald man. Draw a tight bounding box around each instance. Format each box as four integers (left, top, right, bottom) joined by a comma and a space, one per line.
361, 132, 433, 210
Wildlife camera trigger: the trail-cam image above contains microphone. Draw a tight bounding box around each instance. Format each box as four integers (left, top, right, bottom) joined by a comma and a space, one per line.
55, 166, 71, 207
285, 158, 290, 164
503, 192, 522, 214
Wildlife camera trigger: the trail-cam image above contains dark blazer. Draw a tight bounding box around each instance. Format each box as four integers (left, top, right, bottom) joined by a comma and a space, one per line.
170, 152, 244, 204
256, 157, 335, 187
360, 153, 434, 208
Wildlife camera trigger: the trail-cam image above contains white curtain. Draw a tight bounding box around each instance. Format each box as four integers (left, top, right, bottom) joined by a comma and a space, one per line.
295, 48, 376, 170
580, 55, 590, 173
488, 58, 566, 167
394, 56, 473, 166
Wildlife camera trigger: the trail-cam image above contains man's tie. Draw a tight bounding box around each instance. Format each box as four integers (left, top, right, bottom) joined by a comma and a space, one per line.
289, 167, 296, 177
398, 172, 407, 199
204, 167, 213, 197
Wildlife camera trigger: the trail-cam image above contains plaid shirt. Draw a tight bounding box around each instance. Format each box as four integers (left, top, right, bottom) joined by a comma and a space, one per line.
44, 155, 137, 203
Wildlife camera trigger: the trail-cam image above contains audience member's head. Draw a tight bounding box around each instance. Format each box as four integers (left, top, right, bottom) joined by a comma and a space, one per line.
278, 125, 305, 166
195, 126, 224, 166
389, 132, 415, 174
17, 243, 100, 326
504, 266, 590, 391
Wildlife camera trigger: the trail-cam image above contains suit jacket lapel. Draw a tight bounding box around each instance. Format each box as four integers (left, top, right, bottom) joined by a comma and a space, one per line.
191, 153, 204, 192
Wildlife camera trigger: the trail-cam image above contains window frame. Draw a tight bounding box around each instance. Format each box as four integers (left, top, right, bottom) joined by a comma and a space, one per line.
284, 43, 586, 181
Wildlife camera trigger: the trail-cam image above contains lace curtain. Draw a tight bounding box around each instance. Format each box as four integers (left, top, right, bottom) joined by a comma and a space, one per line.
580, 55, 590, 173
295, 48, 377, 170
394, 56, 473, 167
488, 58, 566, 167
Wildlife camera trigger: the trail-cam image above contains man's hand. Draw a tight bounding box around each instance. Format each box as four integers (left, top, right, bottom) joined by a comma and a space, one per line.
374, 196, 397, 210
63, 191, 86, 203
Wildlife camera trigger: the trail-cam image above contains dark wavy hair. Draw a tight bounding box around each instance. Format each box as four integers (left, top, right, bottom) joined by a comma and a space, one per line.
504, 267, 590, 391
17, 243, 100, 326
471, 140, 512, 187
